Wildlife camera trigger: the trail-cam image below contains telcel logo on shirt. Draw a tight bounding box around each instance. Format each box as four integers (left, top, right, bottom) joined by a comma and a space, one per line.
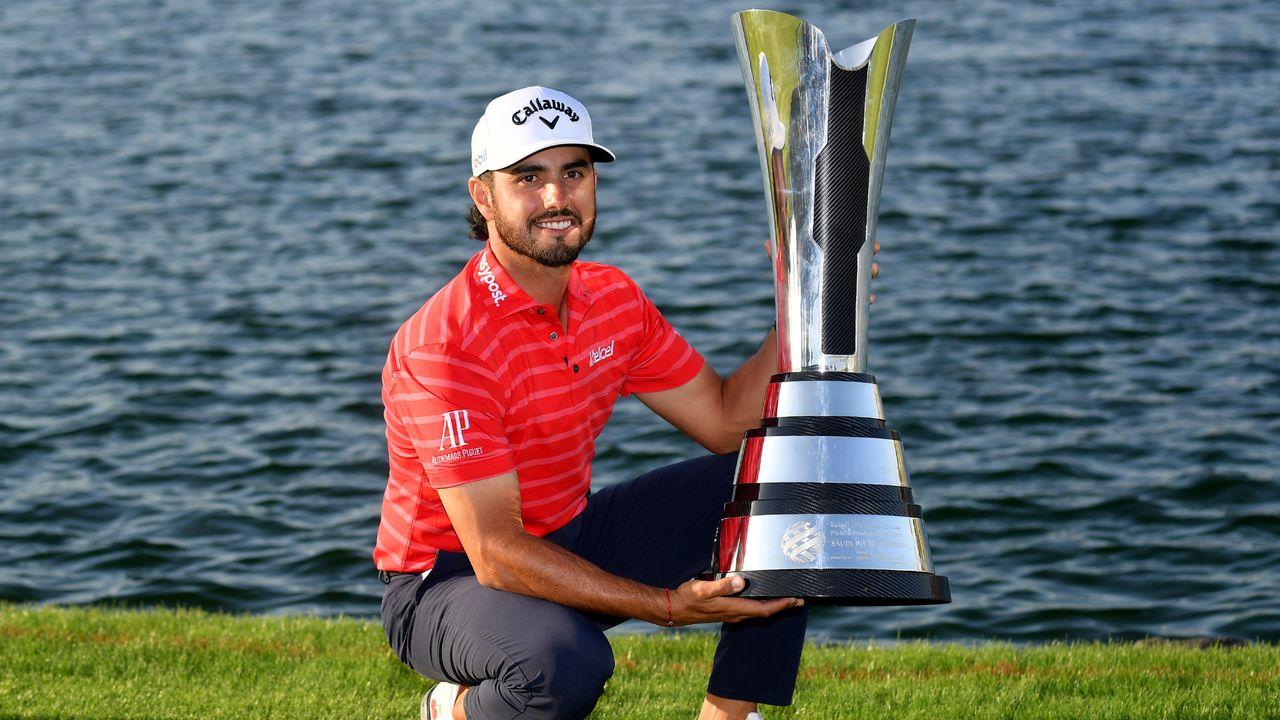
475, 256, 508, 307
588, 339, 615, 367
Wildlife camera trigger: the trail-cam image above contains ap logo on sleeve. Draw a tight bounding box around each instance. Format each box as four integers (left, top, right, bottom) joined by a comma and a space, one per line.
439, 410, 470, 451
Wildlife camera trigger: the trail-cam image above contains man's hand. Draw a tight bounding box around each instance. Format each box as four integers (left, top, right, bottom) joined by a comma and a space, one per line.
440, 472, 795, 627
667, 576, 802, 627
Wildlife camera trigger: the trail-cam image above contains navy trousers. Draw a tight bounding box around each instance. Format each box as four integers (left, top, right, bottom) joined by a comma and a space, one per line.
381, 452, 808, 719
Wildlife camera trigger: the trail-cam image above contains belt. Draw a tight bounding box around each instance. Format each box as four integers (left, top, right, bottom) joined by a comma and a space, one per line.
378, 569, 429, 584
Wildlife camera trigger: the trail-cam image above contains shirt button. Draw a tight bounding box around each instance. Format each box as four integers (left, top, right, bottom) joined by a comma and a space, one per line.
572, 364, 579, 373
549, 331, 558, 341
536, 308, 546, 315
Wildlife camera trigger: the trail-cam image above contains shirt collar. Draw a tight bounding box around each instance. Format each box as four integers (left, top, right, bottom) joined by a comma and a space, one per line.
470, 244, 593, 319
566, 259, 593, 307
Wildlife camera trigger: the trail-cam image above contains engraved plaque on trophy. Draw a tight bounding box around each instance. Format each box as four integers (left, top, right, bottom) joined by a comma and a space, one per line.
702, 10, 950, 605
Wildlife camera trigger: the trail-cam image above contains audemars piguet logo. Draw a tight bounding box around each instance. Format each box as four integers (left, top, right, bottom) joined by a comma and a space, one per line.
439, 409, 470, 451
432, 409, 483, 465
588, 339, 615, 367
511, 97, 580, 128
475, 256, 508, 307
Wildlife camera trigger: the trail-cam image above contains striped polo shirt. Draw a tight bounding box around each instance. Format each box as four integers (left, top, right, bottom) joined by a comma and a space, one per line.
374, 244, 705, 572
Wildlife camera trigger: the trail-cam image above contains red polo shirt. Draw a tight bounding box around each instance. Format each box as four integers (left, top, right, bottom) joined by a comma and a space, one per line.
374, 245, 705, 572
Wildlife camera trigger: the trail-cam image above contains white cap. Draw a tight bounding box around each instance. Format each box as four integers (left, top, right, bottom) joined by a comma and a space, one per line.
470, 86, 616, 177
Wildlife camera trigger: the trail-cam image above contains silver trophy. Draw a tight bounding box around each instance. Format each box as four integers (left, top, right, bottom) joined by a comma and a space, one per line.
703, 10, 950, 604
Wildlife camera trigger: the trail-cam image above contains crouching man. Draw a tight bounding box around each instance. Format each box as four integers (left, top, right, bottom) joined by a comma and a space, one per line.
375, 86, 806, 720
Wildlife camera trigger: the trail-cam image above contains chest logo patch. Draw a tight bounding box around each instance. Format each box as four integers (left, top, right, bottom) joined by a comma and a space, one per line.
588, 339, 616, 368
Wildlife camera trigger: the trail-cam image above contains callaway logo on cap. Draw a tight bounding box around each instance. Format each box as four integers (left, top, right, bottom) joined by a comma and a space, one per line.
471, 86, 616, 176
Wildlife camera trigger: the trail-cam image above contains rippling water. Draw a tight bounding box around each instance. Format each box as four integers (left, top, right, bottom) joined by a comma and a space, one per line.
2, 0, 1277, 642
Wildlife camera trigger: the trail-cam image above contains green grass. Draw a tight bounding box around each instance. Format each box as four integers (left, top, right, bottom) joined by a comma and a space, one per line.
2, 603, 1276, 719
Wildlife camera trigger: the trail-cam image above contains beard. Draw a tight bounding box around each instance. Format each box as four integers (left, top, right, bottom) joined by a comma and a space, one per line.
493, 207, 595, 268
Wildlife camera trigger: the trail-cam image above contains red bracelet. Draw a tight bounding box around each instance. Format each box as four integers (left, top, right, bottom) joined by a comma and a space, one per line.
665, 588, 674, 627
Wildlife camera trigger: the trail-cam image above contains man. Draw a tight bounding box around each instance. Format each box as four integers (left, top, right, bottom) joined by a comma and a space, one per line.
375, 86, 809, 720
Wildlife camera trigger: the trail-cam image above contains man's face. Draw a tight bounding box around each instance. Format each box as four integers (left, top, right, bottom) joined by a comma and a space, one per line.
485, 145, 597, 268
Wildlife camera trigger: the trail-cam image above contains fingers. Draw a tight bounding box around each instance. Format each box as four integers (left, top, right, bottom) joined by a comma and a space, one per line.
676, 578, 804, 624
874, 240, 880, 254
695, 576, 747, 599
722, 595, 804, 621
737, 595, 804, 614
870, 256, 880, 305
695, 592, 802, 622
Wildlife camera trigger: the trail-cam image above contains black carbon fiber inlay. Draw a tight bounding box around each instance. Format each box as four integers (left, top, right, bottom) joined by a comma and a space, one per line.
721, 498, 922, 518
705, 569, 951, 605
748, 416, 898, 440
764, 416, 886, 429
731, 482, 914, 505
771, 371, 877, 384
814, 62, 871, 356
745, 425, 899, 441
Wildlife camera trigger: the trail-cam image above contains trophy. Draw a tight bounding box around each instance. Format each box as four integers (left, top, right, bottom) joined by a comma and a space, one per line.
702, 10, 950, 604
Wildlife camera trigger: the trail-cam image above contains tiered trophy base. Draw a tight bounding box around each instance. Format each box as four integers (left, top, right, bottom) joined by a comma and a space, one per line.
706, 569, 950, 605
702, 372, 951, 606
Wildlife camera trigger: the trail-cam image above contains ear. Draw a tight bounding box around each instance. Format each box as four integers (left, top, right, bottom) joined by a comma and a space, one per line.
468, 176, 495, 221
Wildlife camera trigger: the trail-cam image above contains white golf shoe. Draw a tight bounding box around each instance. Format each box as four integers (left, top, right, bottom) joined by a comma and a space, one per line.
421, 681, 460, 720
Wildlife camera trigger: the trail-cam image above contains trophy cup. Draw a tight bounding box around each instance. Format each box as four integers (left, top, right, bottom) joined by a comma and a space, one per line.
702, 10, 950, 604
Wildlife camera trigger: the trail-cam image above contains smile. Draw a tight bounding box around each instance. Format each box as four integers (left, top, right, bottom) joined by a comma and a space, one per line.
536, 219, 574, 231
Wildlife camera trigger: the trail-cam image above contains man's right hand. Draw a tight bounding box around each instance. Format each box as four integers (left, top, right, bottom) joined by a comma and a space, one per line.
441, 471, 804, 627
667, 576, 803, 626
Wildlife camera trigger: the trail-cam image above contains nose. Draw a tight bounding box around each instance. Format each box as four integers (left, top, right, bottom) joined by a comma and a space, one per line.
540, 180, 566, 208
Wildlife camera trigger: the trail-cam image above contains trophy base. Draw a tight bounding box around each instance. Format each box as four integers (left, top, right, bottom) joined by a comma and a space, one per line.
700, 569, 950, 606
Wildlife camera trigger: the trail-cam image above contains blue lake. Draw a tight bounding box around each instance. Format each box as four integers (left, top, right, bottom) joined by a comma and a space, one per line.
2, 0, 1278, 642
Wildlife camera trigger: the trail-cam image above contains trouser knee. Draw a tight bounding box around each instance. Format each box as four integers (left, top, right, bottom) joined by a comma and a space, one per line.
516, 629, 615, 720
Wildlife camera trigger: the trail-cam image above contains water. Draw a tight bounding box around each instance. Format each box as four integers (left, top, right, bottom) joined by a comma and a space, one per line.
2, 0, 1277, 642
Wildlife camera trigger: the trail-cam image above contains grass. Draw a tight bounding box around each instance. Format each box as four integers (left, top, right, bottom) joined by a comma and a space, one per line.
1, 603, 1276, 719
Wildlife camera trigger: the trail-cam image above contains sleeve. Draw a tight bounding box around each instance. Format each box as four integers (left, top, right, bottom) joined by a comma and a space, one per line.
385, 344, 517, 488
620, 288, 706, 396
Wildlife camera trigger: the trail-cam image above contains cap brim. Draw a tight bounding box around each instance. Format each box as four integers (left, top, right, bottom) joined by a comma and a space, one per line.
479, 142, 616, 176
